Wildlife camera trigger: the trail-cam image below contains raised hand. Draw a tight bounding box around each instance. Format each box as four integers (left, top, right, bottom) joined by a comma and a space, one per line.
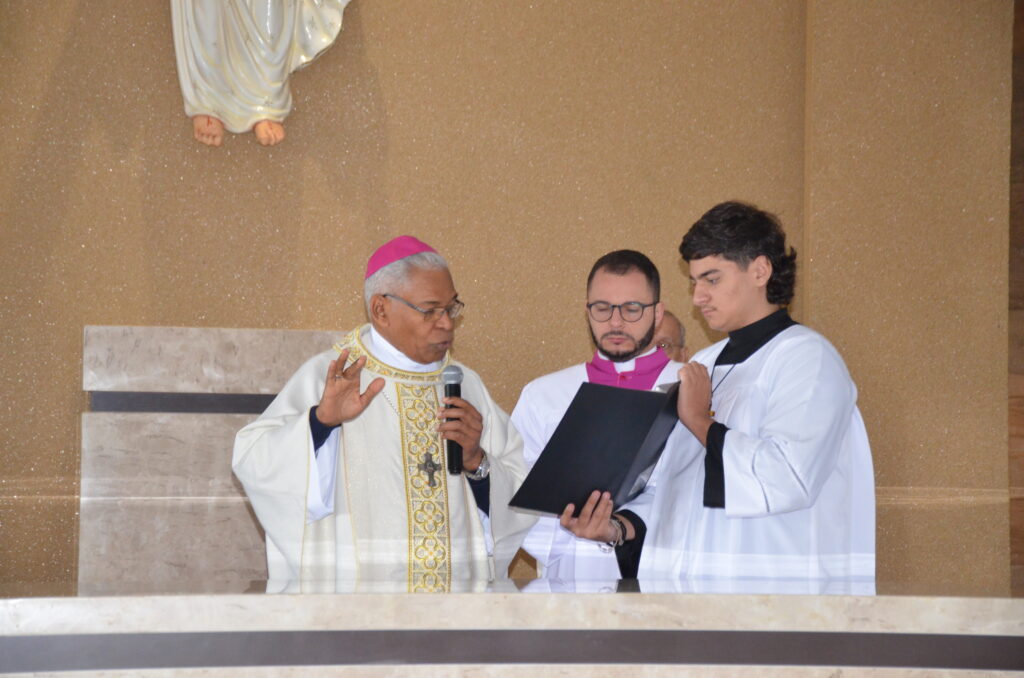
315, 349, 385, 427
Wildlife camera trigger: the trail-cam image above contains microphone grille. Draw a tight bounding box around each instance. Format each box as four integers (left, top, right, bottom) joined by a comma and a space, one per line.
442, 365, 464, 385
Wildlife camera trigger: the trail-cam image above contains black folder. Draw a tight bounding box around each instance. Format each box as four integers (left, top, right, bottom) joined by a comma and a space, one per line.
509, 381, 679, 516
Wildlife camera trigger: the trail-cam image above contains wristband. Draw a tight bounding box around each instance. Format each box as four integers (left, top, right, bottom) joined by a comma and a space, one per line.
598, 514, 626, 552
463, 451, 490, 480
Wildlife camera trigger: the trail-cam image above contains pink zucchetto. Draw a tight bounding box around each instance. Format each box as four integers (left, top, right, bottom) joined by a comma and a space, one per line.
365, 236, 438, 279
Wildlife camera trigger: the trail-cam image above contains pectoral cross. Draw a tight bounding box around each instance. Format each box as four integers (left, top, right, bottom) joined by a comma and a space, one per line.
418, 452, 441, 487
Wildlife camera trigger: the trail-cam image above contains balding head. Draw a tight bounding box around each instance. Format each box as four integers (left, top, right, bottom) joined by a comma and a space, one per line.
654, 310, 687, 362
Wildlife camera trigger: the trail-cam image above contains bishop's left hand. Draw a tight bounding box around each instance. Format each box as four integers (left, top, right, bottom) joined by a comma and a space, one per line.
437, 396, 484, 470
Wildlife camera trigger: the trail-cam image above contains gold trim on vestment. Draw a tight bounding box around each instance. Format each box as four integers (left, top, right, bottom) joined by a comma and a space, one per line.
396, 382, 451, 592
335, 325, 450, 383
335, 325, 452, 592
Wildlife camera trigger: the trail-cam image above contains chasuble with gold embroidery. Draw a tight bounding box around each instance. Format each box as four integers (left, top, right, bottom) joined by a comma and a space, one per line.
233, 325, 534, 592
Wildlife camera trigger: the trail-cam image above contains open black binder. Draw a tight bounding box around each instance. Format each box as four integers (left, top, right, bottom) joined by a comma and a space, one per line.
509, 381, 679, 516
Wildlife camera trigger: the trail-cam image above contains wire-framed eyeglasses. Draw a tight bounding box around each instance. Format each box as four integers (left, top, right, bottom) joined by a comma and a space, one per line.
586, 301, 656, 323
385, 293, 465, 322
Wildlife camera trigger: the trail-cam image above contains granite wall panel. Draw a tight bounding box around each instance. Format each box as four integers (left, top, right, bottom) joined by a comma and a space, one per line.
78, 412, 266, 592
83, 326, 339, 394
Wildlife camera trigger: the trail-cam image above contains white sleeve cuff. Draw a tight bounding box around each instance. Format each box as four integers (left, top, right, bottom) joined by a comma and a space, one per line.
306, 427, 339, 523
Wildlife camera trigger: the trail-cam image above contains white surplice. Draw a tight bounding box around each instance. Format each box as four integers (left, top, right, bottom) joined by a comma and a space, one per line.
233, 324, 534, 592
633, 324, 876, 582
510, 353, 682, 584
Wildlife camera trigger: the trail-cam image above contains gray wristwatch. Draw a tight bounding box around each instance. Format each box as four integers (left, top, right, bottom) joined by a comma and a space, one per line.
463, 451, 490, 480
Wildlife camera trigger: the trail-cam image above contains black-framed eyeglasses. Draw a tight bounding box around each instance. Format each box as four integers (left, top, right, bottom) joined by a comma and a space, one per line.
384, 293, 465, 321
586, 301, 656, 323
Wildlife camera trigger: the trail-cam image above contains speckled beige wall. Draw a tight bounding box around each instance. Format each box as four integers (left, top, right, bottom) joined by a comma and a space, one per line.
0, 1, 1011, 595
805, 0, 1012, 594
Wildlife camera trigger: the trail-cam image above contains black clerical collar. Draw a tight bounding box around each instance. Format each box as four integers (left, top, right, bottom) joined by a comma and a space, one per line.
715, 308, 797, 366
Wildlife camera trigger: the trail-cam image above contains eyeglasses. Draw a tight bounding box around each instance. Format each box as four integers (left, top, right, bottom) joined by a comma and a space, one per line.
384, 293, 465, 322
586, 301, 656, 323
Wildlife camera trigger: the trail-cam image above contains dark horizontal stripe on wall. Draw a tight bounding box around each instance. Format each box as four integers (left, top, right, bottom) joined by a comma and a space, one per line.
2, 630, 1022, 673
89, 391, 276, 414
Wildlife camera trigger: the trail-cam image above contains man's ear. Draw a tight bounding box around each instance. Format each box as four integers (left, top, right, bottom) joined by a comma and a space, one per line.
370, 294, 390, 326
751, 255, 773, 288
654, 301, 665, 329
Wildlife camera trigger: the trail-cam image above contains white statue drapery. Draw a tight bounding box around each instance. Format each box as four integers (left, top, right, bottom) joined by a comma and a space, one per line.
171, 0, 350, 145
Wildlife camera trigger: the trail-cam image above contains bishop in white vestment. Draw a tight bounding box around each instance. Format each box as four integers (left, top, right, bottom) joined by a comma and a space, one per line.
233, 237, 534, 592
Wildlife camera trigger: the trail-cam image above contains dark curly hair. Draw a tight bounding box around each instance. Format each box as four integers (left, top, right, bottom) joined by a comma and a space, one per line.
586, 249, 660, 301
679, 201, 796, 305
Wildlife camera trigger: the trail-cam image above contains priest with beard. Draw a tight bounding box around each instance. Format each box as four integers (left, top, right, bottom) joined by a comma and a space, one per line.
561, 202, 875, 591
510, 250, 684, 585
233, 236, 535, 592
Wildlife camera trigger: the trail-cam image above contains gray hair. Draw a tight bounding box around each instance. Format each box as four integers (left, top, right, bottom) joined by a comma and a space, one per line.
364, 251, 449, 314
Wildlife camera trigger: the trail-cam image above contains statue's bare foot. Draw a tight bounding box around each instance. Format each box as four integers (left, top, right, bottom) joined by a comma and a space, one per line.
254, 120, 285, 146
192, 115, 225, 146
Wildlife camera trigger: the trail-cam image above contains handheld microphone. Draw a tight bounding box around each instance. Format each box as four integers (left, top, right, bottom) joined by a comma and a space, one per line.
442, 365, 464, 474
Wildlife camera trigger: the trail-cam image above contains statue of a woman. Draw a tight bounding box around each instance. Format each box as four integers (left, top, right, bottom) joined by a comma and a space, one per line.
171, 0, 350, 146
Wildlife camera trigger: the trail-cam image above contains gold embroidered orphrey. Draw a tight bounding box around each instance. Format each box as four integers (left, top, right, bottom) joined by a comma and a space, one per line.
336, 327, 453, 592
397, 382, 451, 592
